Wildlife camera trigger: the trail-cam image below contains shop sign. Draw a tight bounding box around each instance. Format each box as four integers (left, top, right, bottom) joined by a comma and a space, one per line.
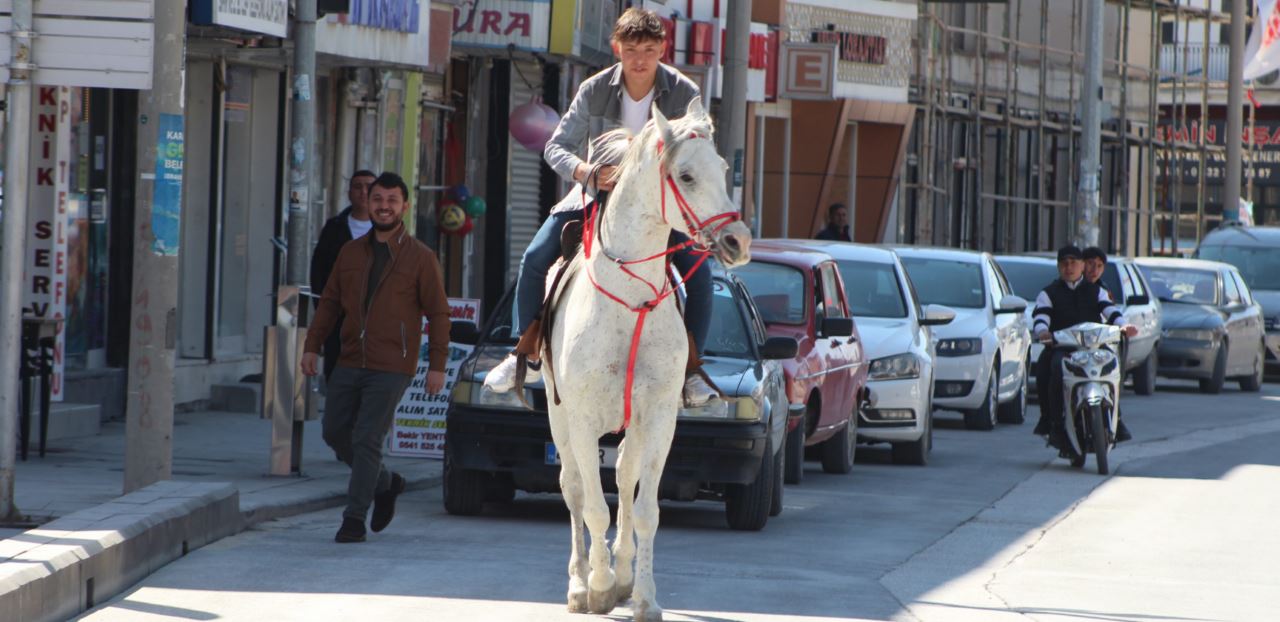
453, 0, 551, 52
23, 86, 72, 402
192, 0, 288, 37
779, 42, 837, 100
0, 0, 154, 88
811, 29, 887, 65
387, 298, 481, 459
345, 0, 420, 33
1156, 120, 1280, 185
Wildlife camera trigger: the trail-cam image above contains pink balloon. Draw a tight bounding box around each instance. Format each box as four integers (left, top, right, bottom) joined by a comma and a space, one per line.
510, 98, 560, 153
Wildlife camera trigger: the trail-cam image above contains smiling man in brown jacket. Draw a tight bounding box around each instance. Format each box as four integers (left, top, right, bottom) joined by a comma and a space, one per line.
302, 172, 451, 543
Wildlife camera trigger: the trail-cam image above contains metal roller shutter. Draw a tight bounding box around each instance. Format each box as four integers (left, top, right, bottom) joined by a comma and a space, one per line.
508, 61, 545, 281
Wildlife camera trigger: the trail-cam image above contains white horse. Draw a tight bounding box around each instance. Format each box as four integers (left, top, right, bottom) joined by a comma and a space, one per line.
543, 98, 752, 621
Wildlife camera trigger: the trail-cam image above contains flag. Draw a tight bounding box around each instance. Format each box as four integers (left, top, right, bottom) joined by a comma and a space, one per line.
1244, 0, 1280, 80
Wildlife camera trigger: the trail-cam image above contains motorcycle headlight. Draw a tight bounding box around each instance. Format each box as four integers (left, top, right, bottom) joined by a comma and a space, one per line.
1163, 328, 1216, 342
869, 353, 921, 380
936, 338, 982, 357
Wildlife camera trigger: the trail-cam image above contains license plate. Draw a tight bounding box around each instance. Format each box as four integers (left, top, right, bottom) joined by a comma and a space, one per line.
545, 442, 619, 468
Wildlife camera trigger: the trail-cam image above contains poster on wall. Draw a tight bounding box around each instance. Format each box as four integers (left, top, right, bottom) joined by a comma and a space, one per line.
387, 298, 482, 459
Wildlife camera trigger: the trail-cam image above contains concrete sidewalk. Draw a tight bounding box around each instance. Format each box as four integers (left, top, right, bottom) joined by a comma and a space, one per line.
3, 410, 444, 538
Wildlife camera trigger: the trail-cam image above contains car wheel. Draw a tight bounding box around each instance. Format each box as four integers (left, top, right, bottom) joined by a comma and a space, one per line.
891, 409, 930, 466
997, 368, 1027, 424
783, 416, 806, 485
443, 445, 487, 516
726, 435, 774, 531
1199, 340, 1228, 394
769, 438, 785, 517
964, 365, 999, 431
1239, 342, 1265, 392
1133, 348, 1158, 396
820, 411, 857, 474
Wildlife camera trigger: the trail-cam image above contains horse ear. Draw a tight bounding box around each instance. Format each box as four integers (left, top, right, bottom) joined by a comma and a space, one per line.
685, 96, 706, 121
651, 103, 674, 145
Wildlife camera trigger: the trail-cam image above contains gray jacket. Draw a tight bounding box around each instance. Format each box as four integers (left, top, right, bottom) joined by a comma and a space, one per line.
544, 63, 702, 214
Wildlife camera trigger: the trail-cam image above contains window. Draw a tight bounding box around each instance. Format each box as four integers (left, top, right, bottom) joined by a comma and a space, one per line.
1138, 265, 1220, 305
1101, 263, 1124, 302
834, 260, 908, 319
1197, 245, 1280, 290
1125, 265, 1148, 300
820, 264, 847, 318
1223, 271, 1243, 306
732, 262, 807, 325
704, 280, 753, 359
900, 257, 987, 309
1231, 271, 1253, 305
996, 260, 1058, 300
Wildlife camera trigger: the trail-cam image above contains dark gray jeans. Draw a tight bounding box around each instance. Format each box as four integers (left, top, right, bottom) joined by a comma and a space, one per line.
323, 366, 413, 521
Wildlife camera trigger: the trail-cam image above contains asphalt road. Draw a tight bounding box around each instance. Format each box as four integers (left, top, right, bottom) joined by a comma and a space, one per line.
77, 378, 1280, 622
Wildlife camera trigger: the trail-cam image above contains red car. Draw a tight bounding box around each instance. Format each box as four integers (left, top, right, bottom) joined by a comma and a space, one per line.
731, 241, 868, 483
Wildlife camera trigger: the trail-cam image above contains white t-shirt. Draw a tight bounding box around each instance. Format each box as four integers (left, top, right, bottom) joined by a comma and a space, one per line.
622, 86, 655, 135
348, 215, 372, 240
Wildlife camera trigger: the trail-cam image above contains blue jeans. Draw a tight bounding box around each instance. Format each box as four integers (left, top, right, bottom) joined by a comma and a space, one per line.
514, 208, 711, 354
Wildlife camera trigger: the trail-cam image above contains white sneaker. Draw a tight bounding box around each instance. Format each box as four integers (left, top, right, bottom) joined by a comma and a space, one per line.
484, 353, 541, 393
683, 374, 718, 407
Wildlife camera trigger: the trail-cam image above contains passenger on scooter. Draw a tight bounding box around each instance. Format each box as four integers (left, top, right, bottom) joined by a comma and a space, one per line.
1032, 245, 1138, 451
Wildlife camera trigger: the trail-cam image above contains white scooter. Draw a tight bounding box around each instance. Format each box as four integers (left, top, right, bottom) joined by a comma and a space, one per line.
1052, 322, 1122, 475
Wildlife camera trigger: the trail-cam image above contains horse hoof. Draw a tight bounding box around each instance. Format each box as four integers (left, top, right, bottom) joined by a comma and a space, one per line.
614, 581, 634, 603
567, 588, 589, 614
588, 588, 618, 615
633, 601, 663, 622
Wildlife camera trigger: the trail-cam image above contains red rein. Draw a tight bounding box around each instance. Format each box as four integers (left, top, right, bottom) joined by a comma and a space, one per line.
581, 134, 740, 432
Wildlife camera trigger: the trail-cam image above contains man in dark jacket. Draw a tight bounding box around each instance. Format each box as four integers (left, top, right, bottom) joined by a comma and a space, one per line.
815, 203, 852, 241
302, 172, 451, 543
310, 170, 377, 380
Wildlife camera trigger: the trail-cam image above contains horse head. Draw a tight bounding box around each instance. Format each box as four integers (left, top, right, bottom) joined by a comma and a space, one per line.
651, 98, 752, 268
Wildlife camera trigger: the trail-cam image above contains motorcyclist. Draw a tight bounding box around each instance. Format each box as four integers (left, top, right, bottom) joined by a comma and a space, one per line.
1032, 246, 1136, 451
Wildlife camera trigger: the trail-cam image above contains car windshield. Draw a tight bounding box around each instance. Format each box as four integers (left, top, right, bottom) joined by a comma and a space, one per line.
835, 260, 907, 318
1136, 266, 1219, 305
996, 260, 1057, 300
900, 257, 986, 308
704, 280, 753, 359
731, 261, 807, 325
1198, 245, 1280, 290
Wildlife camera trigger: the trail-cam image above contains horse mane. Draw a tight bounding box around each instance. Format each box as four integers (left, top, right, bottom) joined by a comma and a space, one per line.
591, 109, 716, 185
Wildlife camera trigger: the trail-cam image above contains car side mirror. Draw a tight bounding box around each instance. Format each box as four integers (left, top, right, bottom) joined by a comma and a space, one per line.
760, 337, 799, 360
450, 320, 480, 345
995, 295, 1028, 314
920, 304, 956, 327
821, 317, 855, 338
1126, 294, 1150, 306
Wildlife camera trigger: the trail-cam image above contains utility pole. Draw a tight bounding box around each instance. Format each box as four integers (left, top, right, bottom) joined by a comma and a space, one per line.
0, 0, 34, 522
287, 0, 318, 284
719, 0, 751, 211
123, 0, 187, 493
1075, 0, 1104, 247
1225, 0, 1245, 218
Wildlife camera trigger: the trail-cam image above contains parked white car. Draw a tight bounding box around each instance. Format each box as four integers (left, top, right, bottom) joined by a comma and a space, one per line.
788, 241, 955, 465
893, 247, 1033, 430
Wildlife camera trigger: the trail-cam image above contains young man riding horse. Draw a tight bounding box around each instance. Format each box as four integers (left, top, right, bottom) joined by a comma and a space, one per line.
483, 7, 718, 407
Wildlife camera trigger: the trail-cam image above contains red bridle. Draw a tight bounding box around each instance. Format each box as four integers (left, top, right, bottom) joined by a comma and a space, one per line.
576, 132, 741, 432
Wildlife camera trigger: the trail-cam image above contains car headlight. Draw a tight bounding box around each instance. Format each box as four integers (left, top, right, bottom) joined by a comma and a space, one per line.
869, 353, 921, 380
1163, 328, 1216, 342
679, 397, 761, 421
452, 379, 533, 410
936, 338, 982, 357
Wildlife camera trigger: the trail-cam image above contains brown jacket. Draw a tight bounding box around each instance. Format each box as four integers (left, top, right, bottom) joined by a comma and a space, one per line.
305, 223, 451, 376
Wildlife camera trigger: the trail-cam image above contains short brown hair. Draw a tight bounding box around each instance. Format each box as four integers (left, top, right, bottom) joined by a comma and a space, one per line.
612, 7, 666, 44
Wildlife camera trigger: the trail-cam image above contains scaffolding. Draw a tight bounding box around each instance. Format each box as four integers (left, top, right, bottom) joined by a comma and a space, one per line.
904, 0, 1238, 257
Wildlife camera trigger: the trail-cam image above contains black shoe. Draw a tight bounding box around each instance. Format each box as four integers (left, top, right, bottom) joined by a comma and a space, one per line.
1033, 418, 1051, 436
371, 473, 406, 533
1115, 421, 1132, 443
335, 517, 367, 543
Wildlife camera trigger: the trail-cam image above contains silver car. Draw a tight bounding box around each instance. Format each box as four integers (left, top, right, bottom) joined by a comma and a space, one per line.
1195, 224, 1280, 372
996, 254, 1163, 395
1134, 257, 1267, 393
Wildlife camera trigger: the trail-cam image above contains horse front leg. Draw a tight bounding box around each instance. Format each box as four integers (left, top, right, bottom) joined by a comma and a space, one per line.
631, 422, 675, 622
612, 437, 640, 603
558, 444, 590, 613
570, 433, 617, 615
